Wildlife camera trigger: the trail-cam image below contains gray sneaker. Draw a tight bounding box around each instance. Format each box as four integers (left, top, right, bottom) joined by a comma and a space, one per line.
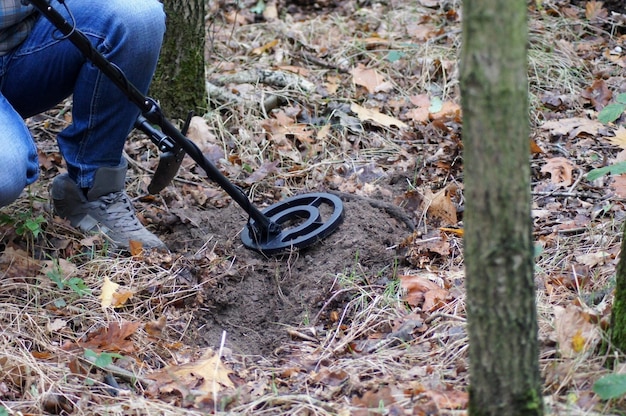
50, 162, 167, 251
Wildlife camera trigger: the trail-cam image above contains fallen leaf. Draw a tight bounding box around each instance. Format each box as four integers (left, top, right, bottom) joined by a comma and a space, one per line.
100, 276, 120, 309
147, 349, 235, 395
0, 247, 41, 277
541, 157, 575, 187
554, 304, 600, 358
422, 288, 449, 312
399, 274, 443, 307
145, 315, 167, 338
350, 64, 387, 94
530, 139, 544, 154
75, 321, 141, 353
439, 227, 464, 237
585, 1, 608, 20
251, 39, 279, 55
129, 240, 143, 257
581, 79, 612, 111
540, 117, 604, 139
244, 160, 279, 184
611, 174, 626, 197
423, 389, 469, 410
607, 126, 626, 149
351, 103, 408, 129
422, 184, 458, 226
47, 319, 67, 333
575, 251, 611, 267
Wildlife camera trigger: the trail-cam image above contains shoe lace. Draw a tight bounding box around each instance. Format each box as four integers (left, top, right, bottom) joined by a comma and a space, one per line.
96, 192, 144, 231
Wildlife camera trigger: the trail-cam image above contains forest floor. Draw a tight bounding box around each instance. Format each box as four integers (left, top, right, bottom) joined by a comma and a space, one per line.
2, 0, 626, 414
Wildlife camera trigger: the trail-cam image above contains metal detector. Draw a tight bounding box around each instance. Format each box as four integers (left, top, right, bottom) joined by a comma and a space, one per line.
24, 0, 343, 255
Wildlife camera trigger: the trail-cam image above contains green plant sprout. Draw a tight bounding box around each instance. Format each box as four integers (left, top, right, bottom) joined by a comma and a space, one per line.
84, 348, 123, 369
46, 259, 91, 297
588, 93, 626, 181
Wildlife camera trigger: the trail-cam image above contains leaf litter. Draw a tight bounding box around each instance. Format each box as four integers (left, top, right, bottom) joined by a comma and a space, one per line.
2, 0, 626, 414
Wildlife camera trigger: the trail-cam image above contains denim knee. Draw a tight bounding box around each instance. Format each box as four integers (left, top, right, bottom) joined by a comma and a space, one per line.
0, 97, 39, 208
89, 0, 166, 54
0, 151, 38, 207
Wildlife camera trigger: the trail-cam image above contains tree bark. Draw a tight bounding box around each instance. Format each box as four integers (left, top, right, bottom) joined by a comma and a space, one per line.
460, 0, 543, 415
150, 0, 206, 120
611, 227, 626, 351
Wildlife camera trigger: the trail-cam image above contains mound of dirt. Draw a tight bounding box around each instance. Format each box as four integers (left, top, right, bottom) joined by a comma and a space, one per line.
161, 192, 414, 357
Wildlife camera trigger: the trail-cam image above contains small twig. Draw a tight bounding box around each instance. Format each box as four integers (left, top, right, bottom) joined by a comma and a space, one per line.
424, 312, 466, 325
532, 190, 602, 199
286, 328, 318, 343
568, 168, 585, 193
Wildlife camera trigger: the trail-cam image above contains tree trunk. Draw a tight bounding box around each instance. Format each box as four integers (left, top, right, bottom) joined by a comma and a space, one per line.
150, 0, 206, 120
611, 226, 626, 351
460, 0, 543, 415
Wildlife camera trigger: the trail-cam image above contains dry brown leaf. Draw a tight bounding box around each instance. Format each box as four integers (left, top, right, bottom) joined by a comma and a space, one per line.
422, 288, 449, 312
554, 304, 600, 358
607, 126, 626, 149
530, 139, 544, 154
611, 174, 626, 197
145, 316, 167, 338
575, 251, 611, 267
423, 389, 469, 410
147, 349, 234, 395
540, 157, 575, 187
350, 64, 387, 94
100, 276, 120, 309
581, 79, 612, 111
585, 1, 608, 20
399, 274, 443, 307
75, 321, 141, 353
251, 39, 279, 55
540, 117, 604, 139
422, 184, 458, 226
351, 103, 408, 129
430, 101, 461, 121
1, 246, 41, 277
129, 240, 143, 257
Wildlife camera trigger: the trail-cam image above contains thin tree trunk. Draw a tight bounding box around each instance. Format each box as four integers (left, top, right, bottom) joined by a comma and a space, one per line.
610, 226, 626, 351
150, 0, 206, 120
460, 0, 543, 414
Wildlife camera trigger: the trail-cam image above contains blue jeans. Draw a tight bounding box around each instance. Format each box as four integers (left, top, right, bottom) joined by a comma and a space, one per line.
0, 0, 165, 206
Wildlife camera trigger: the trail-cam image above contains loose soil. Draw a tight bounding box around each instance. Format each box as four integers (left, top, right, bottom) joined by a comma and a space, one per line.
157, 188, 413, 357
